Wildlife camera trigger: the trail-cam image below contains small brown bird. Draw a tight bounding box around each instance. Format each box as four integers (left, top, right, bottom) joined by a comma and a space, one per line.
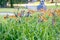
4, 14, 8, 19
55, 9, 60, 16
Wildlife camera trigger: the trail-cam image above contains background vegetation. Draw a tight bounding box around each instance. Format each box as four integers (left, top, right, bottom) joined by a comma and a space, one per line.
0, 11, 60, 40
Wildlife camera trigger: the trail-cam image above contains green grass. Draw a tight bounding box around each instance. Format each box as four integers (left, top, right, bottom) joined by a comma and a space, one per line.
47, 5, 60, 9
0, 8, 27, 13
0, 12, 60, 40
0, 5, 60, 12
0, 6, 60, 40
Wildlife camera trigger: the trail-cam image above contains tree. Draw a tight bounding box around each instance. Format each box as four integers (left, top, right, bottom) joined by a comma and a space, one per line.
10, 0, 13, 8
0, 0, 28, 8
0, 0, 7, 8
51, 0, 54, 3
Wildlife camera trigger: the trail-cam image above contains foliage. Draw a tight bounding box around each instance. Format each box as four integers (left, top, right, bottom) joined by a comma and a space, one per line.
10, 0, 14, 8
0, 0, 7, 7
0, 12, 60, 40
0, 0, 28, 8
13, 0, 28, 4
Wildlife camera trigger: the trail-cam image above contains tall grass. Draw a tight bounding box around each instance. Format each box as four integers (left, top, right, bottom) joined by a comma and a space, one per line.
0, 12, 60, 40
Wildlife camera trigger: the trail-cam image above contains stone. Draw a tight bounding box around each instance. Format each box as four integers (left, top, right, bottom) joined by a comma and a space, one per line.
27, 0, 47, 11
37, 0, 47, 10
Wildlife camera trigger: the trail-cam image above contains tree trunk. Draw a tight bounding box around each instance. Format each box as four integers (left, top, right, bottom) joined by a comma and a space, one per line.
10, 0, 13, 8
51, 0, 54, 3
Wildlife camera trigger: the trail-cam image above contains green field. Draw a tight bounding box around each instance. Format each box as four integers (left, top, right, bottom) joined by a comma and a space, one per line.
0, 5, 60, 12
0, 11, 60, 40
0, 8, 27, 13
0, 6, 60, 40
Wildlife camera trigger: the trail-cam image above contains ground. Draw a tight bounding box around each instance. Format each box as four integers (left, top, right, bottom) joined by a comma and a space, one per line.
0, 5, 60, 12
0, 2, 60, 40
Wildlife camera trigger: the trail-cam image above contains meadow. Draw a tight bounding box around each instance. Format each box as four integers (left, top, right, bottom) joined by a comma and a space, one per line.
0, 5, 60, 12
0, 6, 60, 40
